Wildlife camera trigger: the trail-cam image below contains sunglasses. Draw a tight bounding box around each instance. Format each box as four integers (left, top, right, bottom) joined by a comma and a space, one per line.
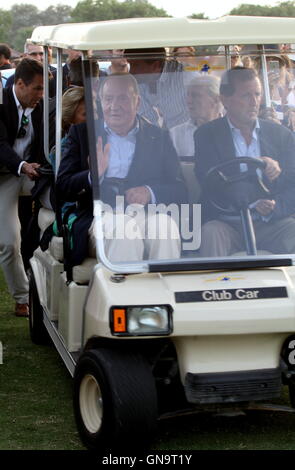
17, 113, 29, 139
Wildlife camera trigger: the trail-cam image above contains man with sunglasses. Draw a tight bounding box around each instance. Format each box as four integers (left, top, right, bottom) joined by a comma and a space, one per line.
0, 58, 47, 317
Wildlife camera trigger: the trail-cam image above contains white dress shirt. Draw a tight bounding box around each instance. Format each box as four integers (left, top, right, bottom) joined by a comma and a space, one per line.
169, 119, 197, 157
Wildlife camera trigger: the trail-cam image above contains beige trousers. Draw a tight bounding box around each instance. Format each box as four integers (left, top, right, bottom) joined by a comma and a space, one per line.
199, 217, 295, 257
0, 174, 34, 304
88, 206, 181, 262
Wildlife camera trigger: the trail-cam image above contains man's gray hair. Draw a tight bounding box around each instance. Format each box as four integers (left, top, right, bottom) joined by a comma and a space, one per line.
187, 74, 220, 98
24, 41, 31, 54
99, 73, 139, 99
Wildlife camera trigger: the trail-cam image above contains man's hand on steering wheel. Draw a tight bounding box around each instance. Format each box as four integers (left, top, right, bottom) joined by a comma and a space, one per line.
260, 156, 281, 181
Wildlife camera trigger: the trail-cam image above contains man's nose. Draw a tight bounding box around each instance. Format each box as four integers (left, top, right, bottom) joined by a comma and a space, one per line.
249, 95, 258, 106
110, 98, 120, 108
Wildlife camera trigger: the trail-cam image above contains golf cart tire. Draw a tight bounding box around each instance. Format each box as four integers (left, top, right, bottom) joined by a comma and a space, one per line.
73, 348, 158, 451
28, 269, 50, 345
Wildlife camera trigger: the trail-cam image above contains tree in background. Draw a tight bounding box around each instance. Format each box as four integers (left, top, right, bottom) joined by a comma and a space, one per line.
38, 5, 73, 25
0, 8, 12, 44
189, 13, 209, 19
7, 4, 43, 51
71, 0, 168, 23
0, 0, 168, 50
14, 26, 35, 53
229, 1, 295, 17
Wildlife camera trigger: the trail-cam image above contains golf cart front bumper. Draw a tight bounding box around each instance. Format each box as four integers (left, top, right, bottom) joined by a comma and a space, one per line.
184, 367, 281, 404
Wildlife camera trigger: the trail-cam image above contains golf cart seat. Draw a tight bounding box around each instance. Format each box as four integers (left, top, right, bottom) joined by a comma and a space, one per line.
38, 207, 97, 284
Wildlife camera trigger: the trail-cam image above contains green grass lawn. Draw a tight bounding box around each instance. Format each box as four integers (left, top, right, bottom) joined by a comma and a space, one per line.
1, 268, 295, 450
0, 269, 83, 450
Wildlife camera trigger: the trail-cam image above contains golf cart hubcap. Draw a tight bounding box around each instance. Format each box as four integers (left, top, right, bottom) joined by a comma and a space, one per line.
79, 374, 103, 434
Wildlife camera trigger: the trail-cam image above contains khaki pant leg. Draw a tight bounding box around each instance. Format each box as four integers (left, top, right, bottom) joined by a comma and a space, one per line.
255, 217, 295, 254
199, 219, 243, 257
88, 211, 144, 262
89, 207, 181, 262
135, 212, 181, 260
0, 175, 29, 304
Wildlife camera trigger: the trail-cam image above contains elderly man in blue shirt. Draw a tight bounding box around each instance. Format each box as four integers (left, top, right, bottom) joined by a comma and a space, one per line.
56, 73, 187, 267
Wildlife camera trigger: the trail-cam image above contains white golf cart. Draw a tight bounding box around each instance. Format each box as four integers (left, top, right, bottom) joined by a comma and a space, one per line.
28, 16, 295, 451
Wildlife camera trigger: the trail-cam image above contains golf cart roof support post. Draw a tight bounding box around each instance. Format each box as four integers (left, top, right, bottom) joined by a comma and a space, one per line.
260, 44, 272, 108
93, 200, 149, 274
82, 56, 149, 273
43, 46, 49, 162
82, 55, 100, 201
55, 47, 63, 178
225, 45, 231, 70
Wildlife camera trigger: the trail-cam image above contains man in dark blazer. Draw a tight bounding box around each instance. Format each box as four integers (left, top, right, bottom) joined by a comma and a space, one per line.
194, 66, 295, 257
0, 58, 46, 316
57, 73, 187, 266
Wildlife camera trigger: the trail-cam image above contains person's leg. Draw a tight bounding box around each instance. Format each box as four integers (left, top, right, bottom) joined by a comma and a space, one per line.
199, 219, 243, 257
88, 211, 144, 262
255, 218, 295, 254
0, 175, 29, 304
138, 212, 181, 260
19, 176, 36, 270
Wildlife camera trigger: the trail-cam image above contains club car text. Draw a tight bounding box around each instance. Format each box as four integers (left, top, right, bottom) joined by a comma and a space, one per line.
175, 286, 288, 303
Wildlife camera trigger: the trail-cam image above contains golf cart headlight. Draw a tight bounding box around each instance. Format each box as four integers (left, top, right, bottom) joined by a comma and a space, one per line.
111, 305, 172, 336
128, 306, 170, 334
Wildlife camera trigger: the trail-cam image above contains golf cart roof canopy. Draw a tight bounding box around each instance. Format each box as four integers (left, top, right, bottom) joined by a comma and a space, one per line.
29, 15, 295, 51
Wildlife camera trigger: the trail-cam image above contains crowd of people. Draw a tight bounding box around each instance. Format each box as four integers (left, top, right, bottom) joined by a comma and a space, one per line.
1, 40, 295, 316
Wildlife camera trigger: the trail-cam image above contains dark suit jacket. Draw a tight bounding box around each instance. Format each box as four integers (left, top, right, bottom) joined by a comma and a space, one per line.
194, 116, 295, 221
56, 117, 187, 265
0, 86, 45, 176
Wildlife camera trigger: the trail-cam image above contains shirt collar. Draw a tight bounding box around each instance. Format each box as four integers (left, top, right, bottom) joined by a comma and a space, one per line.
227, 115, 260, 134
12, 85, 22, 111
104, 118, 139, 138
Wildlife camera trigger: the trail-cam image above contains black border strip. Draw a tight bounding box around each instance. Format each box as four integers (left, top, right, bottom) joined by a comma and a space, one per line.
148, 258, 292, 273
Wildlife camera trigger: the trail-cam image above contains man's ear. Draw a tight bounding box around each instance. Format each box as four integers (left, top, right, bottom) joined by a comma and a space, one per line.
15, 78, 25, 88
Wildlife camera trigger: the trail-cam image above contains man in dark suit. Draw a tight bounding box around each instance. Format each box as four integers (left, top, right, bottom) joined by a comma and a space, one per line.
0, 58, 46, 316
57, 73, 187, 266
194, 66, 295, 257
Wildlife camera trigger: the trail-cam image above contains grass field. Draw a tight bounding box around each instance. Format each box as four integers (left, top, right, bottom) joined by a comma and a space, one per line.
1, 269, 295, 451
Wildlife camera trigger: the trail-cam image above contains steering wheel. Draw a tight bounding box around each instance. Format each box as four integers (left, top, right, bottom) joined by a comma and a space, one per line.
205, 157, 272, 214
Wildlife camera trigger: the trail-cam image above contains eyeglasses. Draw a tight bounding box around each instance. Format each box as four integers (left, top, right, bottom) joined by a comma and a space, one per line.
17, 113, 29, 139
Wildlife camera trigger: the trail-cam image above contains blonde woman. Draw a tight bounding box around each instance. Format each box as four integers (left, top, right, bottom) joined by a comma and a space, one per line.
50, 86, 86, 171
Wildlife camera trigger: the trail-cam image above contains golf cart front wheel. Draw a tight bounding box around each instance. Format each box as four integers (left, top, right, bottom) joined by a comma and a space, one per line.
73, 348, 158, 451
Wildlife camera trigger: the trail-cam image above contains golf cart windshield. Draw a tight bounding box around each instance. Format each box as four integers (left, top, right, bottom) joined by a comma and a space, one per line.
82, 45, 295, 272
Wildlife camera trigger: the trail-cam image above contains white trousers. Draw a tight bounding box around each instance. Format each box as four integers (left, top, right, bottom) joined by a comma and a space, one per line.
88, 207, 181, 262
0, 174, 33, 304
